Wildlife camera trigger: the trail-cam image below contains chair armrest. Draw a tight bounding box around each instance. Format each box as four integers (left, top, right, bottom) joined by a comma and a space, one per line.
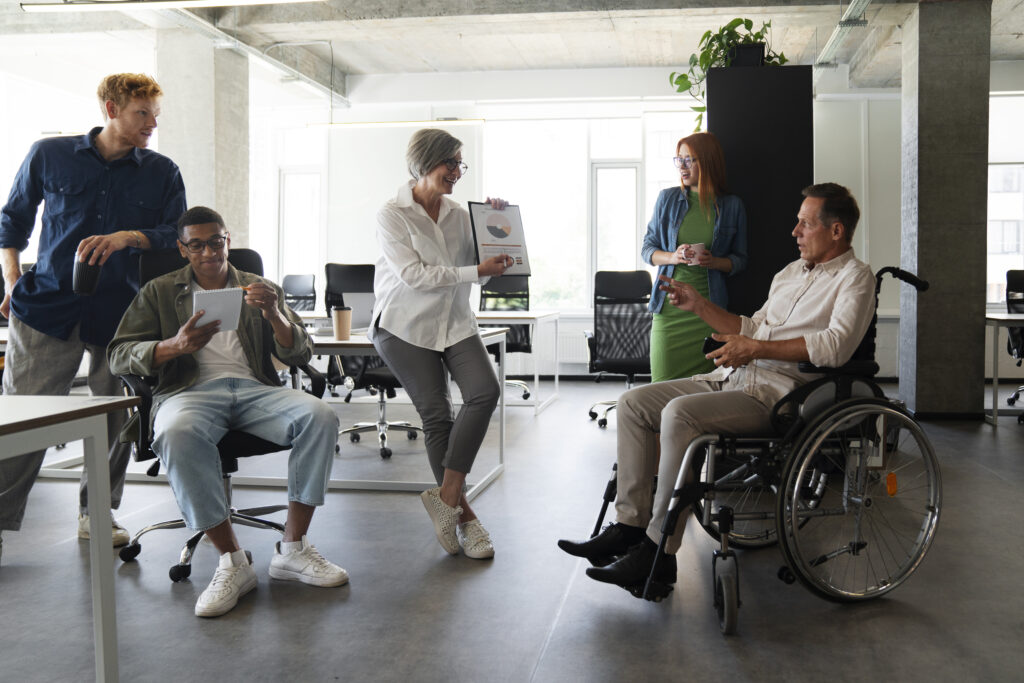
297, 364, 327, 398
118, 374, 156, 462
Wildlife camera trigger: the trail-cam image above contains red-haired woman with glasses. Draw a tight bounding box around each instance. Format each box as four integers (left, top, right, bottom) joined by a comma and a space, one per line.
642, 131, 747, 382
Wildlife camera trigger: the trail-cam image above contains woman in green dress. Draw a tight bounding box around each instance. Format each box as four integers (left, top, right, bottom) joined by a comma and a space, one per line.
641, 132, 747, 382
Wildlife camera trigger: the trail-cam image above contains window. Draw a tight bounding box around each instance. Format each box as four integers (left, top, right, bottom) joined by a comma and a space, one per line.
987, 95, 1024, 304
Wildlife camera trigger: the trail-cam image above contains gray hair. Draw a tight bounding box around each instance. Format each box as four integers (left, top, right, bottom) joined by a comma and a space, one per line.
406, 128, 462, 180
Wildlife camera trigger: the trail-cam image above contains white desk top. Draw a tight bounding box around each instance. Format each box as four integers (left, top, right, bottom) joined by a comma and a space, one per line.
311, 327, 508, 353
476, 310, 559, 323
0, 395, 139, 436
986, 313, 1024, 324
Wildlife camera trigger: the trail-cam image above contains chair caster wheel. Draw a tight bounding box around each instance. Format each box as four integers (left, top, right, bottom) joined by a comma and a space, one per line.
350, 433, 360, 443
1018, 413, 1024, 424
588, 410, 598, 420
169, 563, 191, 582
335, 444, 341, 453
597, 418, 608, 428
522, 392, 531, 400
119, 543, 141, 562
777, 565, 796, 584
407, 431, 418, 440
1008, 396, 1017, 406
380, 447, 392, 459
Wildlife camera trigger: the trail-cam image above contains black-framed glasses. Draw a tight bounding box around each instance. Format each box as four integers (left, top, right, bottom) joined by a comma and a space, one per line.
673, 156, 698, 170
442, 158, 469, 174
179, 234, 228, 253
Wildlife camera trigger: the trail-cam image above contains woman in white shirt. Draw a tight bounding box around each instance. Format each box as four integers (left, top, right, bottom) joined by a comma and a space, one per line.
370, 128, 512, 560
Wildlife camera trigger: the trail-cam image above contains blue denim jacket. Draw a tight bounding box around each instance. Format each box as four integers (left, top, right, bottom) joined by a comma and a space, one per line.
0, 128, 185, 346
641, 186, 747, 313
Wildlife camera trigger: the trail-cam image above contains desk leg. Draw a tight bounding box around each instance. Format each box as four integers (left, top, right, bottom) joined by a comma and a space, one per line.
499, 337, 505, 466
988, 325, 999, 426
84, 416, 119, 682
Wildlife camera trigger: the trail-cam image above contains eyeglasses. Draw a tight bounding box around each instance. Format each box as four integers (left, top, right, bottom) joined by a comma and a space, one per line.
442, 158, 469, 174
179, 234, 228, 253
673, 156, 698, 170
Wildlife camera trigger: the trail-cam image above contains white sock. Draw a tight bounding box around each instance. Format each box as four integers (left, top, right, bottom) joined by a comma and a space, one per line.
229, 548, 248, 566
280, 538, 304, 554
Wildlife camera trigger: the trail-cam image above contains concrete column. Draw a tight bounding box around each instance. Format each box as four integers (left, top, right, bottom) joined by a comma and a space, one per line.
155, 30, 250, 244
899, 0, 991, 417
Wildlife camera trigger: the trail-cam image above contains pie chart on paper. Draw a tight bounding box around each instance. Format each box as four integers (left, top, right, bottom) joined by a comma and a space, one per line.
486, 215, 512, 239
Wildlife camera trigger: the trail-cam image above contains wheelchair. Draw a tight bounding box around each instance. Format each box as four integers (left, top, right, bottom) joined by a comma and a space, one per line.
587, 267, 942, 635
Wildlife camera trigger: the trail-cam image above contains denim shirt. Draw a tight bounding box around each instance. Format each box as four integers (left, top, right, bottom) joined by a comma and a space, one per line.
0, 128, 185, 346
641, 186, 747, 313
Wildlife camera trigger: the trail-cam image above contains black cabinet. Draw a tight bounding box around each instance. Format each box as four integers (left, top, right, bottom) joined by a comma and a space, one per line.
707, 64, 813, 316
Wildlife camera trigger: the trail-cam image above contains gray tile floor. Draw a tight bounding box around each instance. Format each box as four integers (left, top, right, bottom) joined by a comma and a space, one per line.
2, 380, 1024, 682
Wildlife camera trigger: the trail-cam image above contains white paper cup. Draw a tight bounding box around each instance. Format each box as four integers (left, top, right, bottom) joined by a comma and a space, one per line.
332, 307, 352, 340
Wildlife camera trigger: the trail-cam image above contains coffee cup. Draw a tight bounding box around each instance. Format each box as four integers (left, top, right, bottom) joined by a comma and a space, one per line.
686, 243, 707, 266
72, 258, 102, 295
332, 306, 352, 340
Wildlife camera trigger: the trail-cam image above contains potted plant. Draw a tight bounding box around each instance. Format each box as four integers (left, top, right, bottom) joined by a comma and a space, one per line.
670, 18, 788, 130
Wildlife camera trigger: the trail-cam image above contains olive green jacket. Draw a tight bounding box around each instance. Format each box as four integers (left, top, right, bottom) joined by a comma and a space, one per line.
106, 263, 312, 442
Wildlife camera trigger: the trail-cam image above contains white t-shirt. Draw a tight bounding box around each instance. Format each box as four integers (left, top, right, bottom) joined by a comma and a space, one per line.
193, 281, 258, 386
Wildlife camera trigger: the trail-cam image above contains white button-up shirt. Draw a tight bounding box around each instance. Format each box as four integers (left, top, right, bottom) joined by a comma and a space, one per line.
694, 248, 876, 407
370, 180, 484, 351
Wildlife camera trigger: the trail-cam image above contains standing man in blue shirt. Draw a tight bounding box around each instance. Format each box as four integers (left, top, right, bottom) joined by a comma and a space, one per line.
0, 73, 186, 557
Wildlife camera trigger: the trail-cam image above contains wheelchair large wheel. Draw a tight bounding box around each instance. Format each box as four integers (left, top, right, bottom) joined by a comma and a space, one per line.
695, 446, 780, 549
777, 398, 941, 602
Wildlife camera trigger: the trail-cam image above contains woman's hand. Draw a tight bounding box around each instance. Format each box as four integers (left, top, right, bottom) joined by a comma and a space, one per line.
667, 244, 690, 265
485, 197, 508, 210
478, 254, 512, 278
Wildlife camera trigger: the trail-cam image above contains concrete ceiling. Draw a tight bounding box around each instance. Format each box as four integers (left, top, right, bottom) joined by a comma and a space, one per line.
2, 0, 1023, 99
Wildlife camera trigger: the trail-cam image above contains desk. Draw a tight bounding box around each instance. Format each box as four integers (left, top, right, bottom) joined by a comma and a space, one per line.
475, 310, 560, 414
985, 313, 1024, 426
0, 395, 139, 683
311, 328, 507, 501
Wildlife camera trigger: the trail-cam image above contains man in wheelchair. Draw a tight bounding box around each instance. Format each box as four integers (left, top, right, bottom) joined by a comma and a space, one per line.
108, 206, 348, 617
559, 183, 876, 594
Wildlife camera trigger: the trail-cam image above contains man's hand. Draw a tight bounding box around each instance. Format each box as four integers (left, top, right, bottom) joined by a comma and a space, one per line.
243, 282, 284, 322
704, 333, 760, 368
165, 310, 219, 356
77, 231, 136, 266
658, 275, 703, 312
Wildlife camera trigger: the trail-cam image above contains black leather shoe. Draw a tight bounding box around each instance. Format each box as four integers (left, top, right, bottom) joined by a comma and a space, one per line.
557, 523, 646, 567
585, 540, 677, 589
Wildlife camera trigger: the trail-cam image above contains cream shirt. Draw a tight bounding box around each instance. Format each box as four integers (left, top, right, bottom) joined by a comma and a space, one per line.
370, 180, 484, 352
694, 248, 876, 408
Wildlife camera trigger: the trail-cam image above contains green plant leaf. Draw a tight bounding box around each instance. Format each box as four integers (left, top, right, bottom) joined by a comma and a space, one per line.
724, 18, 744, 32
743, 18, 753, 31
692, 106, 706, 112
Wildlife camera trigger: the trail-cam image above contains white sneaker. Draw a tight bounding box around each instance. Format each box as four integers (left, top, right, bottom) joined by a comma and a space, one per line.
195, 550, 258, 618
269, 536, 349, 587
78, 513, 130, 547
458, 519, 495, 560
420, 487, 462, 555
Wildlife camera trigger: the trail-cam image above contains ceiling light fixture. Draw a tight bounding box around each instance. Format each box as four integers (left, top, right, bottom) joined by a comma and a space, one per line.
21, 0, 323, 13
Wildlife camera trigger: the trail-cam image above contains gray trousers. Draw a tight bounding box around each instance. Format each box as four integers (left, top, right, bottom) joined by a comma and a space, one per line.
373, 328, 500, 485
0, 316, 131, 531
615, 378, 773, 553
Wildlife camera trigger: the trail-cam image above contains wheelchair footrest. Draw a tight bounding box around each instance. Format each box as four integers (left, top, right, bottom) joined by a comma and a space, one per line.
631, 580, 674, 602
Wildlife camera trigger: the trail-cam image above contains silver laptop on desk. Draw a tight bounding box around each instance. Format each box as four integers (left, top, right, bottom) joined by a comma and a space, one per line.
347, 292, 374, 336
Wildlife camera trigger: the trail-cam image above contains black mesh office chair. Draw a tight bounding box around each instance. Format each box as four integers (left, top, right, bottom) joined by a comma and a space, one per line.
479, 274, 532, 400
586, 270, 653, 427
324, 263, 422, 458
1004, 270, 1024, 423
117, 248, 327, 581
282, 273, 316, 312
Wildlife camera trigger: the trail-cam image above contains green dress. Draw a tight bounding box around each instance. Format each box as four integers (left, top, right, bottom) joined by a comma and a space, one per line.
650, 192, 716, 382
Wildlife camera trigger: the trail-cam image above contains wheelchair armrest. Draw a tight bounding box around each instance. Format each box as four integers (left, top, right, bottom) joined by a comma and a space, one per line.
797, 360, 880, 377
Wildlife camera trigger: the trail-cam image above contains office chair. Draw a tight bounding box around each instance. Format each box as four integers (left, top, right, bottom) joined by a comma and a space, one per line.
1004, 270, 1024, 424
282, 273, 316, 312
117, 247, 327, 582
479, 274, 532, 400
324, 263, 422, 458
586, 270, 653, 427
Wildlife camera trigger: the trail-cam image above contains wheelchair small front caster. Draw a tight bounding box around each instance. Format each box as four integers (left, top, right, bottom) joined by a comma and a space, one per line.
777, 565, 796, 584
714, 554, 739, 635
169, 563, 191, 582
119, 543, 141, 562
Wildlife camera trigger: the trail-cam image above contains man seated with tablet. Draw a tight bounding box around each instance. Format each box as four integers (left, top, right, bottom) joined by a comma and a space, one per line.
107, 206, 347, 618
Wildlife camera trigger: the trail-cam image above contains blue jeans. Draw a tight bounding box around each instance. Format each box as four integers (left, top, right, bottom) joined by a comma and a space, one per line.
152, 378, 339, 531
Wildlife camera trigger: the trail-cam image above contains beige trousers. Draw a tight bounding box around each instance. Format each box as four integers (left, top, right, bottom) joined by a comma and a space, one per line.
615, 378, 773, 553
